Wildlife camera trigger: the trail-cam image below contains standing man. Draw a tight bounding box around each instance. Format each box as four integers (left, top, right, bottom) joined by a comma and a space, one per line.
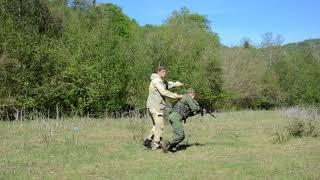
143, 66, 184, 150
160, 88, 201, 153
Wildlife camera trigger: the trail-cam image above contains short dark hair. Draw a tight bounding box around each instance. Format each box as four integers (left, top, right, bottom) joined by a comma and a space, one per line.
156, 65, 166, 72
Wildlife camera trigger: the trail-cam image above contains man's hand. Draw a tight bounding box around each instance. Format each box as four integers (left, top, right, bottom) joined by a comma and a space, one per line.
174, 81, 183, 87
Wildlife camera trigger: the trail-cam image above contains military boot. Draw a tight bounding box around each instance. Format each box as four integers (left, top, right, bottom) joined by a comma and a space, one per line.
167, 144, 176, 152
159, 140, 171, 153
143, 138, 152, 149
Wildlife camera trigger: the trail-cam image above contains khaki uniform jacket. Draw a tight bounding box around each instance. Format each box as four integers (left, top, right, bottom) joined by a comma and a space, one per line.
146, 73, 181, 112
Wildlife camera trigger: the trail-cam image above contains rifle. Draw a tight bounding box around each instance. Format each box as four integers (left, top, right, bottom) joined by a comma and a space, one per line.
199, 105, 216, 118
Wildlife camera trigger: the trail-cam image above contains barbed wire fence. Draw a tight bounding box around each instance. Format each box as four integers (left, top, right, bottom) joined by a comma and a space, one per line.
0, 104, 150, 121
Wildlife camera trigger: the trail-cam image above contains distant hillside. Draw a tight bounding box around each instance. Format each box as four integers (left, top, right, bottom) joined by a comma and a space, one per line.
221, 39, 320, 49
283, 38, 320, 48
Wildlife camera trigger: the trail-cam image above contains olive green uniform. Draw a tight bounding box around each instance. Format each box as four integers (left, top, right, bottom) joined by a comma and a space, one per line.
168, 95, 200, 147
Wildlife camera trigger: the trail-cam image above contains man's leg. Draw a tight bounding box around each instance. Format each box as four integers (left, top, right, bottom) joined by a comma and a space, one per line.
147, 126, 155, 139
143, 110, 156, 149
147, 109, 156, 139
145, 109, 164, 149
152, 115, 165, 149
169, 112, 185, 151
149, 108, 164, 149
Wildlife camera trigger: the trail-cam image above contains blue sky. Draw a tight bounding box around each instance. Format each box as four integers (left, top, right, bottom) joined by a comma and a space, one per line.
97, 0, 320, 46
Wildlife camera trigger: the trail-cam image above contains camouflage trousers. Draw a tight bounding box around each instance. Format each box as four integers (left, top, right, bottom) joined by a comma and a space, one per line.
146, 108, 165, 149
168, 112, 185, 147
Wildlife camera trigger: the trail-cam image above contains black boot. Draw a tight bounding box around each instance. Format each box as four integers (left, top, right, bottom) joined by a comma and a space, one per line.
143, 138, 152, 149
167, 144, 176, 152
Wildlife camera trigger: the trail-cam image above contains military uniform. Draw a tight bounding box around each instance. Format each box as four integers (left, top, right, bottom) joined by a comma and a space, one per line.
167, 92, 200, 150
145, 73, 182, 149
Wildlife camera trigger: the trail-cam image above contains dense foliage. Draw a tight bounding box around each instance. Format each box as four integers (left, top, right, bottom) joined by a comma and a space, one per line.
221, 35, 320, 109
0, 0, 319, 119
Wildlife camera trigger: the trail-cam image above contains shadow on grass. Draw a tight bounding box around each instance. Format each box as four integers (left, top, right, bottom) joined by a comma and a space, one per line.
175, 142, 210, 152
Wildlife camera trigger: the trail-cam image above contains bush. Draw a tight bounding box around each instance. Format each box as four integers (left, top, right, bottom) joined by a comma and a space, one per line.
285, 106, 320, 138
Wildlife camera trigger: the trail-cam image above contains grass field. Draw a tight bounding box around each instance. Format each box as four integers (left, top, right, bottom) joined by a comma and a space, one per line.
0, 110, 319, 179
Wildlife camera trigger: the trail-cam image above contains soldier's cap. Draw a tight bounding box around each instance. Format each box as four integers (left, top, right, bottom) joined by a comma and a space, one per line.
185, 88, 195, 93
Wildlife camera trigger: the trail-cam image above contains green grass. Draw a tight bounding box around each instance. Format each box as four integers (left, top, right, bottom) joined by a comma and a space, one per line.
0, 110, 319, 179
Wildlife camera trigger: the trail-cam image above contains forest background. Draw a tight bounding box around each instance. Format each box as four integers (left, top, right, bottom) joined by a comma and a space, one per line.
1, 0, 319, 119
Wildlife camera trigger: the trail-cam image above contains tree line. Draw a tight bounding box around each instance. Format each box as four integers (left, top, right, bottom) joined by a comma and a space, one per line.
0, 0, 319, 119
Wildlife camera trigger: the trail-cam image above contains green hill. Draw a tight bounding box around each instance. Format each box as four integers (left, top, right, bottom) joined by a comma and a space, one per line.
283, 38, 320, 48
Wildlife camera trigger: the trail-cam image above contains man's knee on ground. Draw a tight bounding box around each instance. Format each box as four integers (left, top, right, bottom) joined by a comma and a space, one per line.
176, 132, 185, 142
180, 134, 185, 141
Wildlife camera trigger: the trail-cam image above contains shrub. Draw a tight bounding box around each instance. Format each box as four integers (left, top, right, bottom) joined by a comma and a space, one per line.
285, 106, 320, 138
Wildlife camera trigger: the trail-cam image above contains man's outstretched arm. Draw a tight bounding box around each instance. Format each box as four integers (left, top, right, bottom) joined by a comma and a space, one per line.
154, 78, 183, 99
166, 81, 183, 89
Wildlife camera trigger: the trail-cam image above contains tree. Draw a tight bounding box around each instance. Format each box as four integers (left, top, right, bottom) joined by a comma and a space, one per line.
163, 8, 222, 105
240, 37, 252, 49
71, 0, 93, 10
